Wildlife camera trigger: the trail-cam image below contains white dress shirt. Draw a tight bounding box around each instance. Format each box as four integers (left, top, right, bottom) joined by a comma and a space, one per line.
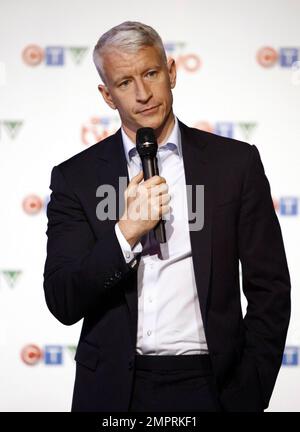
115, 117, 208, 355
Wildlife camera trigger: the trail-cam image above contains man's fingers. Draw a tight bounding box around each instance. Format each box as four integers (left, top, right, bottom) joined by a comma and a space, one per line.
130, 171, 144, 185
143, 175, 166, 188
160, 204, 170, 216
126, 171, 143, 197
159, 193, 171, 206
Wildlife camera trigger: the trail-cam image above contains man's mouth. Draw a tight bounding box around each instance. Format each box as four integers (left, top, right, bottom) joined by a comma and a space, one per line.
138, 105, 160, 114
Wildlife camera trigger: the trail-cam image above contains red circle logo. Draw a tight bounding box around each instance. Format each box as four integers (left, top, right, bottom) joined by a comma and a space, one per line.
177, 54, 201, 72
194, 121, 214, 133
21, 344, 43, 365
22, 195, 43, 215
273, 198, 279, 212
22, 45, 44, 66
256, 47, 278, 68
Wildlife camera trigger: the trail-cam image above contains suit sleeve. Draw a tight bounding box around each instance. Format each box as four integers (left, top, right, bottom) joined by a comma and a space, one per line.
43, 165, 136, 326
237, 144, 291, 408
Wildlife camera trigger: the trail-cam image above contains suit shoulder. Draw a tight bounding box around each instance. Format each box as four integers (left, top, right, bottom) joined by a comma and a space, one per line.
181, 124, 255, 167
190, 126, 252, 154
55, 132, 119, 174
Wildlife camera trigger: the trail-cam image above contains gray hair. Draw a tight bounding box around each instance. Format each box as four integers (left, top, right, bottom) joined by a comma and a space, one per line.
93, 21, 167, 83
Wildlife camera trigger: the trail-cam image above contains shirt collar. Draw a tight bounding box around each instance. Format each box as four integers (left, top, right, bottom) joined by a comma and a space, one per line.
121, 116, 182, 165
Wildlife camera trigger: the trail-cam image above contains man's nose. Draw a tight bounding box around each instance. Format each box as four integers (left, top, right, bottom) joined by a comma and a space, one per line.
135, 79, 152, 103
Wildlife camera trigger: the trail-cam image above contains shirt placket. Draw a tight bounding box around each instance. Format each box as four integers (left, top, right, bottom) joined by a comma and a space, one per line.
140, 255, 158, 353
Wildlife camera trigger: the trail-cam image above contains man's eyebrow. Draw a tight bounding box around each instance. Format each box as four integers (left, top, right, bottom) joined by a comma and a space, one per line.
143, 64, 161, 72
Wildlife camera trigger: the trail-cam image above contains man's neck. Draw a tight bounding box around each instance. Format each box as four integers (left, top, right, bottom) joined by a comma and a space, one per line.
155, 111, 175, 145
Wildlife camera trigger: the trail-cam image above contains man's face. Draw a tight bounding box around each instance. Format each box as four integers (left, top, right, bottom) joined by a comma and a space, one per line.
98, 45, 176, 142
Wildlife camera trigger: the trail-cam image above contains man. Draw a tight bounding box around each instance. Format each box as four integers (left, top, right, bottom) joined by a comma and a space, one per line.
43, 21, 291, 412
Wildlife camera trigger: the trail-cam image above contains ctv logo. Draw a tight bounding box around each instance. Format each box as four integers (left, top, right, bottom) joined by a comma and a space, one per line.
81, 115, 120, 146
22, 45, 89, 66
22, 194, 50, 215
273, 197, 299, 216
257, 46, 299, 68
21, 344, 76, 366
282, 346, 300, 366
164, 42, 201, 73
194, 121, 257, 142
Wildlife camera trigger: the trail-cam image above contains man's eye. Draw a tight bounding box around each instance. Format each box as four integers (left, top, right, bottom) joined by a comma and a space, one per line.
147, 70, 157, 78
119, 80, 130, 88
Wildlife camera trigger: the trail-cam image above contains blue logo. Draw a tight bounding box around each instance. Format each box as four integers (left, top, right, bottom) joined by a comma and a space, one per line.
282, 347, 299, 366
215, 122, 234, 139
280, 48, 299, 67
279, 197, 298, 216
46, 47, 64, 66
44, 345, 63, 365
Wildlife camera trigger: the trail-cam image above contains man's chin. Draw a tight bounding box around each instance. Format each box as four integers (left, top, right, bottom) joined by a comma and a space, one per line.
136, 116, 164, 133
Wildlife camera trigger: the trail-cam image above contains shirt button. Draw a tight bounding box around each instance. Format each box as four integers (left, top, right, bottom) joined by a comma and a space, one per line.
125, 252, 131, 259
147, 330, 152, 336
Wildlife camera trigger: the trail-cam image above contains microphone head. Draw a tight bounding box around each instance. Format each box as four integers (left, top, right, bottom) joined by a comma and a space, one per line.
136, 127, 158, 158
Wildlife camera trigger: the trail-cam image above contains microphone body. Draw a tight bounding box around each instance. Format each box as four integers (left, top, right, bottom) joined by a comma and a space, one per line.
136, 128, 166, 243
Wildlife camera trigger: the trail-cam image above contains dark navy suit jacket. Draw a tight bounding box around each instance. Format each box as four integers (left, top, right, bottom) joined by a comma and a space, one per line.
43, 120, 291, 411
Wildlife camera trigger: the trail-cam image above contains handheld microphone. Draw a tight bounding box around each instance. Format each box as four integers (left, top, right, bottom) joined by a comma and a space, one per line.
136, 127, 166, 243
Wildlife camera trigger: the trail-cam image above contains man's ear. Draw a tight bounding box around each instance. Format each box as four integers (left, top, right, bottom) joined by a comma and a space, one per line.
98, 84, 117, 110
167, 58, 176, 89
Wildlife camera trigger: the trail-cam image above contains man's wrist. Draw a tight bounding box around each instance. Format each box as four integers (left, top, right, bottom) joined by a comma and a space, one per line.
117, 220, 140, 249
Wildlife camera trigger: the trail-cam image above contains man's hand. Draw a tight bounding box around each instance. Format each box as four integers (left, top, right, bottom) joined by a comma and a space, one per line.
118, 171, 171, 248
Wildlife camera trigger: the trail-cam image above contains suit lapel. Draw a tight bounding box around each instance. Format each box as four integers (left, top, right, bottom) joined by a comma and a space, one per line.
95, 130, 138, 349
95, 129, 128, 225
179, 121, 213, 330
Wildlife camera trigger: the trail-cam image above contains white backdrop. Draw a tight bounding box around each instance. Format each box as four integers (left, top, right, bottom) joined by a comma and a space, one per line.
0, 0, 299, 412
